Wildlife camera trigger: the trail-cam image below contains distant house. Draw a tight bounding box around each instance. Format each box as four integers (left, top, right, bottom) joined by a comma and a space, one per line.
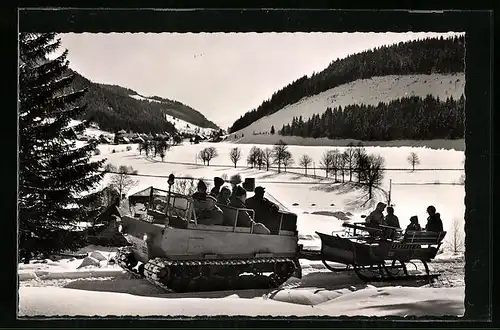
99, 135, 112, 144
89, 122, 100, 129
77, 135, 89, 141
132, 136, 145, 143
119, 136, 130, 144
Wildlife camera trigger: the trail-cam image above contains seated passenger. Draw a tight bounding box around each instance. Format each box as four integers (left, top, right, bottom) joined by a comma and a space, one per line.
229, 174, 243, 199
424, 205, 444, 233
245, 186, 279, 225
384, 206, 401, 229
217, 186, 231, 205
406, 215, 422, 232
192, 180, 224, 225
365, 202, 386, 229
210, 177, 225, 198
229, 186, 271, 235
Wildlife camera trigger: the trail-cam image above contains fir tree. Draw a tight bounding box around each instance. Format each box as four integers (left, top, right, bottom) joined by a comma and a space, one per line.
18, 33, 106, 263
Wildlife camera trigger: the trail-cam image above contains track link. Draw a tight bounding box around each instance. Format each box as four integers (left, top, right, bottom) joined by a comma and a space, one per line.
116, 248, 297, 293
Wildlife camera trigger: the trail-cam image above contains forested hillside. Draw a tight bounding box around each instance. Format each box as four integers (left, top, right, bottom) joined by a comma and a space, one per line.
229, 35, 465, 133
70, 71, 219, 134
280, 94, 465, 141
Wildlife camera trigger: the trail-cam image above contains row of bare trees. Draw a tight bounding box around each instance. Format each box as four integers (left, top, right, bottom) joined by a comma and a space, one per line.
138, 139, 171, 161
195, 141, 444, 199
229, 140, 294, 173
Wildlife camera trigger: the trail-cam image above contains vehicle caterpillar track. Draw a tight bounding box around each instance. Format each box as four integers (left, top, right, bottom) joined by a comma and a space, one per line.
116, 247, 297, 293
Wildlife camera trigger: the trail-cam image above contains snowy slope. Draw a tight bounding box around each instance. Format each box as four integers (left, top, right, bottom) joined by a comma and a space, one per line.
129, 94, 216, 136
228, 73, 465, 146
164, 114, 215, 136
67, 119, 113, 139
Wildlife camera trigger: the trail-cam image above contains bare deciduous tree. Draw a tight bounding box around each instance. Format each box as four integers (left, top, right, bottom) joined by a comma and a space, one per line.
229, 147, 242, 168
247, 146, 261, 168
339, 152, 348, 183
282, 151, 294, 172
255, 148, 264, 170
272, 140, 289, 173
363, 154, 386, 200
329, 149, 341, 182
262, 148, 273, 171
173, 176, 200, 195
198, 147, 218, 166
319, 150, 335, 178
344, 142, 357, 181
299, 154, 313, 175
407, 152, 421, 172
445, 217, 465, 253
107, 164, 139, 198
354, 144, 368, 183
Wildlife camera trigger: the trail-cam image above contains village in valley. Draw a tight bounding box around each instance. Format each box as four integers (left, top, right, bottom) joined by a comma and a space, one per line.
18, 31, 466, 318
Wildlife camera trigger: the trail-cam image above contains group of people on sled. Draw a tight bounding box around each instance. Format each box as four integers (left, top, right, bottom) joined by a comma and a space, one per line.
364, 201, 444, 234
190, 174, 279, 235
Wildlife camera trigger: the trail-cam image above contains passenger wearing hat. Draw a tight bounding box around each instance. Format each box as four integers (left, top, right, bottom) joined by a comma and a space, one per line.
406, 216, 422, 232
210, 177, 225, 198
229, 174, 243, 198
245, 186, 279, 225
228, 186, 271, 235
192, 180, 223, 225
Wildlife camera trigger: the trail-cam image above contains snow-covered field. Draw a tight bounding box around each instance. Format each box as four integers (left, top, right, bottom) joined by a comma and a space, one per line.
228, 73, 465, 149
18, 139, 465, 317
93, 141, 465, 236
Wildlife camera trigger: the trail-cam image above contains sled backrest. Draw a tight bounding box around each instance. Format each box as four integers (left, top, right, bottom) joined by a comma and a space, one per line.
217, 204, 255, 229
401, 231, 447, 246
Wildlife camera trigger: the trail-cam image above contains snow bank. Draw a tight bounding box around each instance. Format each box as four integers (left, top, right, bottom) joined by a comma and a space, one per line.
18, 287, 316, 317
315, 286, 464, 317
18, 285, 464, 317
18, 246, 121, 281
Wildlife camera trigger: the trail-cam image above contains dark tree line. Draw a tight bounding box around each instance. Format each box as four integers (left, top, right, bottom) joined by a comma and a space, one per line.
69, 71, 219, 134
229, 35, 465, 133
280, 94, 465, 141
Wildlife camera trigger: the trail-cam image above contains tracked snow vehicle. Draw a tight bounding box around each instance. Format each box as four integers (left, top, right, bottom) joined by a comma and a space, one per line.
115, 176, 300, 293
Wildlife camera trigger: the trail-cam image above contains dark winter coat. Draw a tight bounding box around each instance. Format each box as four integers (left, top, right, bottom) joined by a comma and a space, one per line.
191, 191, 223, 225
228, 197, 254, 227
425, 213, 444, 232
245, 196, 279, 223
209, 187, 220, 198
405, 223, 422, 232
365, 202, 386, 228
384, 214, 400, 229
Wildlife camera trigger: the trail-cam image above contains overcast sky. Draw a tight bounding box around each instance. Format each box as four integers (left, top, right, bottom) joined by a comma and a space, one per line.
57, 32, 462, 129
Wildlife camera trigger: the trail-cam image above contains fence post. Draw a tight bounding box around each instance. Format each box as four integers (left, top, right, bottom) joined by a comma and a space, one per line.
388, 179, 392, 206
